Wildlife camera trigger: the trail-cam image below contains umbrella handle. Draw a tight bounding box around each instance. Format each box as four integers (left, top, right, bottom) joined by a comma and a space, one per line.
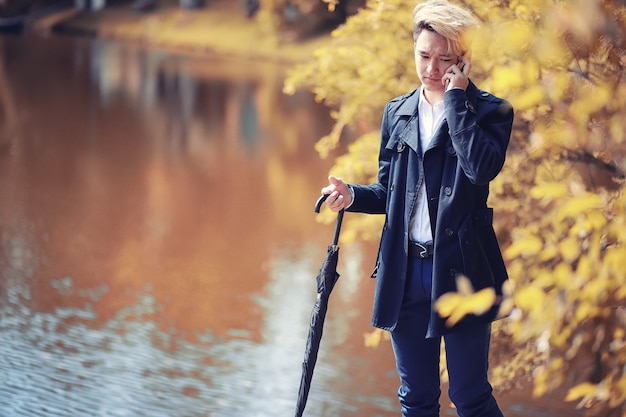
314, 194, 330, 213
314, 194, 344, 247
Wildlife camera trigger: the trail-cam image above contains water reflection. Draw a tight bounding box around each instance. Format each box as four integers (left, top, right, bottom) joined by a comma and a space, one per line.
0, 34, 402, 417
0, 248, 375, 416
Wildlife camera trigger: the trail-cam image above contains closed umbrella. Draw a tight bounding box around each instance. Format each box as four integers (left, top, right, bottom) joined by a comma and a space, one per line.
294, 194, 344, 417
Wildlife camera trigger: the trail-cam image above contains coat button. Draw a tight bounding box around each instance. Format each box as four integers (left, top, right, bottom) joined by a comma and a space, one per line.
449, 268, 458, 276
390, 184, 394, 191
444, 186, 452, 196
397, 142, 405, 152
445, 228, 454, 236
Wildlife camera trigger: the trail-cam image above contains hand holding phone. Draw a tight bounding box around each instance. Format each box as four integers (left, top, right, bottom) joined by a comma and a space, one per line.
443, 55, 471, 91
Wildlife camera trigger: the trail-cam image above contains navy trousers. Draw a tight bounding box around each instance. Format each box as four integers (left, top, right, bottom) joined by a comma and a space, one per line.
389, 256, 504, 417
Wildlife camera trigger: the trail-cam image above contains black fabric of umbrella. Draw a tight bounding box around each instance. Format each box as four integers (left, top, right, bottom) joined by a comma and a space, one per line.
294, 194, 344, 417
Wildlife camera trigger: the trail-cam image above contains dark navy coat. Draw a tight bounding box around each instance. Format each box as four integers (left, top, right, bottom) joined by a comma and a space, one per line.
348, 81, 514, 338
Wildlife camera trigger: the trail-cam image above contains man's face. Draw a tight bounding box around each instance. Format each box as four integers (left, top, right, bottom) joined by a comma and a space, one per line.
414, 30, 459, 99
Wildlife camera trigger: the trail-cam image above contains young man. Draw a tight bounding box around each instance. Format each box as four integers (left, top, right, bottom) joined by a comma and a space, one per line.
321, 1, 514, 416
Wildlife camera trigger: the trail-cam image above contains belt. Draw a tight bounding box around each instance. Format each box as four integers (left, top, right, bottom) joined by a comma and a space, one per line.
409, 241, 434, 258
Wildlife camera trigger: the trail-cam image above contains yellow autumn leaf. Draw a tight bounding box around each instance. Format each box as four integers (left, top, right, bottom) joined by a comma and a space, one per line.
513, 85, 545, 110
513, 286, 546, 310
575, 302, 598, 322
435, 292, 464, 318
604, 248, 626, 272
574, 82, 612, 115
491, 62, 525, 91
538, 245, 559, 262
570, 215, 606, 238
553, 262, 573, 287
497, 20, 534, 53
322, 0, 337, 12
435, 280, 496, 327
497, 297, 516, 319
364, 329, 383, 348
504, 234, 544, 259
584, 277, 608, 301
566, 382, 597, 402
467, 288, 498, 315
555, 193, 602, 221
559, 236, 581, 263
529, 182, 569, 200
585, 210, 608, 230
575, 255, 592, 280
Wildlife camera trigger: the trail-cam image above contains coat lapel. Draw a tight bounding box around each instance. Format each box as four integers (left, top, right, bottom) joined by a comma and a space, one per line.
396, 88, 420, 154
426, 120, 449, 152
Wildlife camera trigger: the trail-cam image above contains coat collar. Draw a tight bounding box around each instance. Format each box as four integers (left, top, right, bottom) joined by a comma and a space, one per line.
392, 87, 421, 154
391, 81, 480, 154
396, 87, 421, 117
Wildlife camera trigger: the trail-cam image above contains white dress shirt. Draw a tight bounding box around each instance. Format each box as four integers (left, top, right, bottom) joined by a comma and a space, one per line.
408, 88, 445, 243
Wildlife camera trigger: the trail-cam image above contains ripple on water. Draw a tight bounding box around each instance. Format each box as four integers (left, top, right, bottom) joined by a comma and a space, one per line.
0, 283, 383, 416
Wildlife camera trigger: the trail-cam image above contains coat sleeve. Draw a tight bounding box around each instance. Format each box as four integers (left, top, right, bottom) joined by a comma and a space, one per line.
444, 88, 514, 186
347, 102, 393, 214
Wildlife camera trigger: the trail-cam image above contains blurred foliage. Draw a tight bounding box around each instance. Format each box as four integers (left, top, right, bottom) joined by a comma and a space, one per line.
256, 0, 365, 40
284, 0, 626, 415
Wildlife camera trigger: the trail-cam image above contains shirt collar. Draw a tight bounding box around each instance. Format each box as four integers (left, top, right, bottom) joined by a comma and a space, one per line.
419, 88, 444, 113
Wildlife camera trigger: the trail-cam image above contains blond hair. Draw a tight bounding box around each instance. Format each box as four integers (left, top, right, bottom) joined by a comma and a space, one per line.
412, 0, 478, 56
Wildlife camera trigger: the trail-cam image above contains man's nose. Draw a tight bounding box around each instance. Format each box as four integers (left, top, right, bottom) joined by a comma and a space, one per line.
427, 59, 437, 74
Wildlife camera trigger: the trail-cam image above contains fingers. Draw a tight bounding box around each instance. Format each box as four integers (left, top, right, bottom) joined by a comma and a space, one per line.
443, 61, 469, 91
326, 191, 347, 212
321, 175, 350, 212
460, 55, 471, 76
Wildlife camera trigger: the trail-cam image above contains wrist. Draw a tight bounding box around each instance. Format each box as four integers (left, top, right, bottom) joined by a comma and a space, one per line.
346, 185, 355, 209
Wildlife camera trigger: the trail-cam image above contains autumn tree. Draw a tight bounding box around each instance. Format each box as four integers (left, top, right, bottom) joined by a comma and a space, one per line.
284, 0, 626, 415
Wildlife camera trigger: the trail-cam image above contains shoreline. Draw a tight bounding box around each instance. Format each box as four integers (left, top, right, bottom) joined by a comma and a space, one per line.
47, 1, 331, 64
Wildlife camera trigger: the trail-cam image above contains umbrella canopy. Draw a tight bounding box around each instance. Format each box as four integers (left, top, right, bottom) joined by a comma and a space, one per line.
294, 195, 344, 417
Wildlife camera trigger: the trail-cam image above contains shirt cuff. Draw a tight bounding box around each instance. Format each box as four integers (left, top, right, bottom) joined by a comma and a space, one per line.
346, 185, 355, 209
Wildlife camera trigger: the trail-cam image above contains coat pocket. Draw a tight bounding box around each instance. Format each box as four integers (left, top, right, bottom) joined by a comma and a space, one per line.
457, 208, 496, 289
